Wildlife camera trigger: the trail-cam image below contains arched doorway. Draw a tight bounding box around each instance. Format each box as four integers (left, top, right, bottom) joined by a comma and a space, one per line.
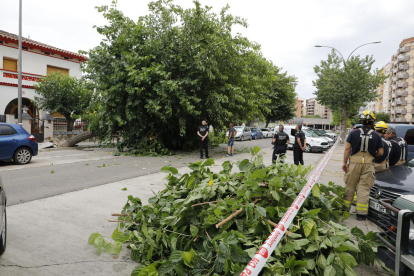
4, 98, 41, 133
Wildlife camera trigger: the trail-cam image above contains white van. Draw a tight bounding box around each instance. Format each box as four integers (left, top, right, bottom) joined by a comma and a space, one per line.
277, 126, 329, 153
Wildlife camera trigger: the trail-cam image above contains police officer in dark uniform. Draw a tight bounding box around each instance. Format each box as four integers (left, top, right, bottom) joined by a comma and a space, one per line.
272, 125, 290, 164
293, 124, 306, 165
197, 120, 209, 159
343, 110, 383, 221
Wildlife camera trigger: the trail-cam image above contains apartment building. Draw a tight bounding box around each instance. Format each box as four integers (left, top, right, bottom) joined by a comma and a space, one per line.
294, 96, 305, 117
389, 37, 414, 123
305, 97, 331, 119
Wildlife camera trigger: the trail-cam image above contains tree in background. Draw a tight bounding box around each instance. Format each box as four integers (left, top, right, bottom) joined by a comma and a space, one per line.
375, 112, 390, 123
34, 72, 95, 131
82, 0, 275, 153
262, 67, 297, 127
313, 50, 385, 141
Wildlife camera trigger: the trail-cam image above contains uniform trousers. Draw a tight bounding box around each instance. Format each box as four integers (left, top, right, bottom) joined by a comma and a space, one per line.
293, 146, 304, 165
272, 146, 286, 164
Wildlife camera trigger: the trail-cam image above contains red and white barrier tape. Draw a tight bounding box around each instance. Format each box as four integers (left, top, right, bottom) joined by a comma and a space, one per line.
240, 139, 340, 276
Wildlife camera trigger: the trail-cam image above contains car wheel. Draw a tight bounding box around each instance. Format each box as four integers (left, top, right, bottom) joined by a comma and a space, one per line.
13, 148, 32, 165
0, 207, 6, 255
249, 135, 252, 141
241, 136, 244, 142
305, 144, 312, 153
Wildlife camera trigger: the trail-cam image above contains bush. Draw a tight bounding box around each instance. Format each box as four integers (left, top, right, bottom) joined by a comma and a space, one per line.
209, 131, 227, 147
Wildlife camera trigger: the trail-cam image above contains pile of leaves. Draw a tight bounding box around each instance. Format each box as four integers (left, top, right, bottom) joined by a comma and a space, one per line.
89, 147, 389, 276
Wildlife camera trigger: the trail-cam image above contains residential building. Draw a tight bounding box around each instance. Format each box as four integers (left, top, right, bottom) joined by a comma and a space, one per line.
389, 37, 414, 123
0, 30, 86, 133
372, 62, 393, 115
305, 97, 331, 119
294, 96, 305, 117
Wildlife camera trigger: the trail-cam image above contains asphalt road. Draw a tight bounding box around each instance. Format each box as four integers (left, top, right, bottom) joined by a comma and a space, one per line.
1, 137, 294, 206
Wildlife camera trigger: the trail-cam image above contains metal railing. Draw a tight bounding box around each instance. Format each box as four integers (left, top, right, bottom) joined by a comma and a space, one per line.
53, 120, 89, 132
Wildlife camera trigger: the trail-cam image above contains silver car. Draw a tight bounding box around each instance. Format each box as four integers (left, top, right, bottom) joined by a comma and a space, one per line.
226, 126, 252, 142
0, 173, 6, 256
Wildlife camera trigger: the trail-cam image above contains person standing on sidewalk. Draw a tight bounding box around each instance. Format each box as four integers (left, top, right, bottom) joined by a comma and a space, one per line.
197, 120, 209, 159
226, 123, 237, 157
342, 110, 383, 221
374, 121, 392, 173
293, 124, 306, 165
272, 125, 289, 164
385, 127, 408, 166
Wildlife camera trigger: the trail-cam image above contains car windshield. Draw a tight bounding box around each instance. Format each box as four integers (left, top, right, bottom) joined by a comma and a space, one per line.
234, 127, 243, 131
261, 129, 268, 131
251, 128, 257, 131
303, 130, 317, 137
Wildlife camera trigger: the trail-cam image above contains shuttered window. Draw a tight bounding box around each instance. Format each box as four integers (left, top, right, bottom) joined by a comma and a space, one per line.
47, 65, 69, 75
3, 58, 17, 71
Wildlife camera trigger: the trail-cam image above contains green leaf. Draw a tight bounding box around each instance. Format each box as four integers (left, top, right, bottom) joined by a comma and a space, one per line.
324, 265, 336, 276
250, 169, 266, 180
121, 187, 127, 191
294, 239, 310, 250
303, 218, 315, 237
344, 241, 360, 253
338, 252, 358, 267
269, 176, 283, 187
158, 261, 175, 275
303, 208, 321, 217
350, 227, 365, 240
317, 254, 327, 269
190, 225, 199, 237
306, 244, 319, 253
133, 262, 159, 276
254, 146, 261, 153
182, 249, 195, 268
88, 232, 101, 245
312, 184, 321, 198
169, 251, 183, 263
284, 255, 296, 268
271, 190, 280, 201
256, 206, 266, 217
202, 158, 215, 167
282, 242, 295, 253
239, 159, 251, 172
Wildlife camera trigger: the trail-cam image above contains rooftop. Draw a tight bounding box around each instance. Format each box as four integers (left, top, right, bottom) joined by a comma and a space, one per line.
0, 30, 86, 62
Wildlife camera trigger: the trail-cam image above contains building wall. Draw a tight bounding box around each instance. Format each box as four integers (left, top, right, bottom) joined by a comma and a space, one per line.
0, 41, 83, 118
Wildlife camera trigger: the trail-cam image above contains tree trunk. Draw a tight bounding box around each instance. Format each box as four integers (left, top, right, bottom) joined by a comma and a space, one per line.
265, 120, 270, 128
340, 107, 348, 144
65, 116, 73, 132
58, 131, 96, 147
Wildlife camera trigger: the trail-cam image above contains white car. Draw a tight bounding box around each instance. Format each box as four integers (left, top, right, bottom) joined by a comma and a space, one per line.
261, 128, 270, 138
283, 126, 329, 153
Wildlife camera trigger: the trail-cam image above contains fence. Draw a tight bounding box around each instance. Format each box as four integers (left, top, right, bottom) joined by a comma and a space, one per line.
53, 120, 89, 132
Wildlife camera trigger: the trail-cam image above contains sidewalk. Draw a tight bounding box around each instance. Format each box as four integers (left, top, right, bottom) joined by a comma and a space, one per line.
0, 145, 387, 275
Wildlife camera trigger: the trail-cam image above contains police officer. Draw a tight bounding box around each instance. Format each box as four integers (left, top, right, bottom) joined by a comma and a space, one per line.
342, 110, 383, 221
385, 127, 408, 166
293, 124, 306, 165
373, 121, 392, 173
272, 125, 290, 164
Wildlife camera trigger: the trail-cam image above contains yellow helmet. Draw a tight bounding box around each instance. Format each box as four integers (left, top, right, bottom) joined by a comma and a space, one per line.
359, 109, 375, 123
374, 121, 388, 133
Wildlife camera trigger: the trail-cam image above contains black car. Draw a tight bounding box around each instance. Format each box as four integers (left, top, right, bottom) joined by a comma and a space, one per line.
368, 157, 414, 230
0, 173, 6, 256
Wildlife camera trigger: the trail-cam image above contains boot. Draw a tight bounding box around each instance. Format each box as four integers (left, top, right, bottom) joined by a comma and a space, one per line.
356, 214, 367, 221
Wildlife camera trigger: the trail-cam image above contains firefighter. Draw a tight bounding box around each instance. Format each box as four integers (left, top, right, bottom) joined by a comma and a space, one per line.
373, 121, 392, 173
385, 127, 408, 166
272, 124, 290, 164
342, 110, 383, 221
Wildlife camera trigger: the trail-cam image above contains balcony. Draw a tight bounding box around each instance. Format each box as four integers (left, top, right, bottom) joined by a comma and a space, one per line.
392, 85, 397, 90
391, 110, 396, 114
396, 108, 407, 114
393, 68, 398, 73
411, 109, 414, 114
411, 118, 414, 123
392, 76, 398, 82
397, 82, 408, 88
400, 46, 410, 53
392, 102, 397, 106
398, 72, 409, 79
391, 55, 394, 61
397, 100, 407, 105
397, 90, 408, 97
392, 93, 396, 98
398, 64, 409, 70
396, 118, 407, 122
397, 55, 410, 62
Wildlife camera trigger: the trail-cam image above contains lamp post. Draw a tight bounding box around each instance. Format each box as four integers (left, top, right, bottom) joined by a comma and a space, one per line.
314, 41, 381, 142
17, 0, 23, 123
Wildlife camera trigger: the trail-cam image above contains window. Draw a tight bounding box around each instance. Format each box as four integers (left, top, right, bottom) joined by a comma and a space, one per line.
3, 57, 17, 71
0, 125, 17, 136
405, 129, 414, 145
47, 65, 69, 75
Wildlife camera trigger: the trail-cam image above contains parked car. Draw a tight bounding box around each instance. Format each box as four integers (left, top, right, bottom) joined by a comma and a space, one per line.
226, 126, 252, 142
261, 128, 270, 138
368, 157, 414, 230
308, 129, 334, 147
0, 123, 38, 165
283, 126, 329, 153
250, 127, 263, 139
0, 173, 6, 256
312, 129, 337, 142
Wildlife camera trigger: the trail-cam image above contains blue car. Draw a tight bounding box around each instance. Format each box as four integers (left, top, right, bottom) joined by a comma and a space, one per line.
0, 123, 38, 165
250, 127, 263, 139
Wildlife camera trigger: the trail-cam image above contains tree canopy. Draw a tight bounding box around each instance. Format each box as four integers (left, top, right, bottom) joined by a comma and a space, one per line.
374, 112, 390, 123
34, 72, 94, 131
313, 50, 385, 139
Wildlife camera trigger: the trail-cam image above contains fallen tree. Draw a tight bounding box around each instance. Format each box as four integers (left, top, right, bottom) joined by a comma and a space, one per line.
57, 131, 96, 148
89, 147, 391, 276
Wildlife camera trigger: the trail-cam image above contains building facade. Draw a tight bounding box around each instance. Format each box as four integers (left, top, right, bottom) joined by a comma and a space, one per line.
294, 96, 305, 117
0, 30, 85, 132
389, 37, 414, 123
305, 97, 331, 119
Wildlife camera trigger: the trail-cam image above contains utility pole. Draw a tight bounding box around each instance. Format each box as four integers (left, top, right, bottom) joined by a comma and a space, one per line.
18, 0, 23, 123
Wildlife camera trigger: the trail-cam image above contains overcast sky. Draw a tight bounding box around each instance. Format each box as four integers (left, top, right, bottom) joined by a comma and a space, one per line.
1, 0, 414, 99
